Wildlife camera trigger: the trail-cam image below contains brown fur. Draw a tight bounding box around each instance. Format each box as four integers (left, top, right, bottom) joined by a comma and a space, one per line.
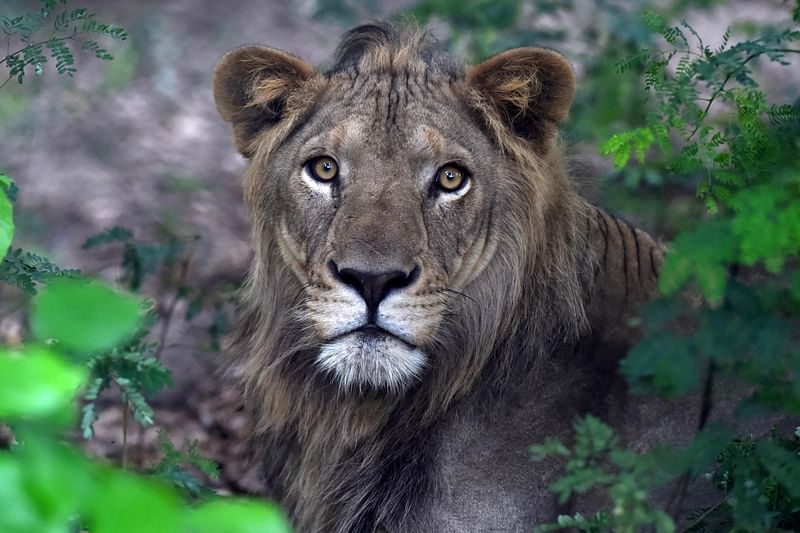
214, 23, 664, 532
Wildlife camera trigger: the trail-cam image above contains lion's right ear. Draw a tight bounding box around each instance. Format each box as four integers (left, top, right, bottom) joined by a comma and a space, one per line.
467, 47, 575, 146
213, 46, 317, 157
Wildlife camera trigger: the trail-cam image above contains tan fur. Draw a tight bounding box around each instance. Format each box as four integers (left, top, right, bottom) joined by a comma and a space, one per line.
213, 23, 665, 532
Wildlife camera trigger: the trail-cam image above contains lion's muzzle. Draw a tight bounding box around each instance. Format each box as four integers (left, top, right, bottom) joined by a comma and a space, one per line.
329, 260, 420, 321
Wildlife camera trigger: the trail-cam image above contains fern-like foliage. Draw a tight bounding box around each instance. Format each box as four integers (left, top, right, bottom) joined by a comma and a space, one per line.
82, 226, 186, 291
151, 431, 221, 499
0, 0, 127, 88
532, 416, 677, 533
0, 248, 80, 294
80, 320, 172, 439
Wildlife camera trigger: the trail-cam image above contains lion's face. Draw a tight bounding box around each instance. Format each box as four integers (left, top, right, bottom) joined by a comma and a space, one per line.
213, 28, 576, 393
268, 87, 506, 390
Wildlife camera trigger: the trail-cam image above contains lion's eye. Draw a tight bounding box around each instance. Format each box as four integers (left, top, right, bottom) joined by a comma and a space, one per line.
435, 164, 468, 193
307, 156, 339, 182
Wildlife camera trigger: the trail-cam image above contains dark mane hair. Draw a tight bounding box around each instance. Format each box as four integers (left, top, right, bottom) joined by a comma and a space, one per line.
326, 21, 463, 77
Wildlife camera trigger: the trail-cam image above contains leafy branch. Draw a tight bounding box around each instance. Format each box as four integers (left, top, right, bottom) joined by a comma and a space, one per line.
684, 47, 800, 141
1, 0, 128, 89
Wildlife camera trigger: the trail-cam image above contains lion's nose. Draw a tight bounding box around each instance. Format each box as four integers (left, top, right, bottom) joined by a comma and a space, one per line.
330, 261, 419, 320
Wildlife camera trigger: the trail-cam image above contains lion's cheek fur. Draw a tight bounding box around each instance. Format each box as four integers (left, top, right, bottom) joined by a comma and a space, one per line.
304, 288, 367, 339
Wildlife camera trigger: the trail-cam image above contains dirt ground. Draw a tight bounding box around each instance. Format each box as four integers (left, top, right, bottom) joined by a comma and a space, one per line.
1, 0, 796, 499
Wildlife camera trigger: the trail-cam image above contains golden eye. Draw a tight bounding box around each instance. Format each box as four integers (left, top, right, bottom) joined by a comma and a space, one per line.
436, 165, 468, 192
308, 156, 339, 182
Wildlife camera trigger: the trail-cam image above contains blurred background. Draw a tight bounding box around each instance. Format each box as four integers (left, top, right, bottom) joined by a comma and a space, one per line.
1, 0, 797, 495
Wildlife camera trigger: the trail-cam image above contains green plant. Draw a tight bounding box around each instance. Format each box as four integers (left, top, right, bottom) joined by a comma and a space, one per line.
0, 248, 80, 294
0, 174, 14, 255
531, 416, 677, 533
78, 307, 172, 450
0, 276, 290, 533
82, 226, 189, 293
1, 0, 128, 89
535, 4, 800, 532
152, 431, 221, 500
81, 225, 234, 352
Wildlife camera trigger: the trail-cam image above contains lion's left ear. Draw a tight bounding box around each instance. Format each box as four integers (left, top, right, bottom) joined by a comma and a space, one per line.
467, 48, 575, 143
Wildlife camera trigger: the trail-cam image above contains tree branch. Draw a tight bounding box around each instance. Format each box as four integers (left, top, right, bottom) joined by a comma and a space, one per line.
666, 362, 716, 521
686, 47, 800, 140
677, 497, 729, 533
0, 33, 77, 66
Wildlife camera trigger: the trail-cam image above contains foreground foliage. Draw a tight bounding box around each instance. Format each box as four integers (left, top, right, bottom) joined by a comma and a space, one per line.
0, 1, 286, 531
0, 194, 288, 530
0, 274, 290, 532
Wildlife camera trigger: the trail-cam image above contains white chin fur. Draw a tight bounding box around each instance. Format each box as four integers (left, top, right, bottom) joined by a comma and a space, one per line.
316, 333, 426, 392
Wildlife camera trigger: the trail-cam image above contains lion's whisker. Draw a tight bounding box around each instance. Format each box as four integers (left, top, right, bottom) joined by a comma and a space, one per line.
439, 288, 479, 306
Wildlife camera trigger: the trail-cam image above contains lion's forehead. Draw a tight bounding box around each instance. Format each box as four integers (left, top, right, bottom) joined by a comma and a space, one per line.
299, 119, 466, 170
284, 83, 493, 182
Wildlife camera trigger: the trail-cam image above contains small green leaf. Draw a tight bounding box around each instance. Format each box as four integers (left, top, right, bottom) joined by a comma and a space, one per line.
659, 219, 738, 303
82, 226, 133, 249
6, 432, 93, 533
530, 438, 570, 461
601, 127, 658, 169
756, 440, 800, 499
32, 278, 142, 354
0, 174, 15, 258
184, 500, 292, 533
89, 472, 182, 533
0, 347, 86, 422
621, 332, 700, 396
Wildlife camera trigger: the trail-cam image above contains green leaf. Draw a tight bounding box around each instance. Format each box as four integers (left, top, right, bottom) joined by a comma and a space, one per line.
0, 248, 80, 295
659, 219, 738, 303
672, 424, 736, 477
32, 278, 142, 354
184, 500, 292, 533
530, 438, 570, 461
0, 457, 42, 533
82, 226, 133, 249
152, 431, 217, 498
80, 376, 106, 439
600, 127, 656, 169
0, 347, 86, 423
730, 180, 800, 273
0, 174, 15, 258
621, 332, 700, 396
756, 439, 800, 499
4, 432, 93, 533
89, 472, 182, 533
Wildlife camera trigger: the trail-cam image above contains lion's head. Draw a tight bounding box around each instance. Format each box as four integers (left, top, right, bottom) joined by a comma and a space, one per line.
214, 23, 592, 420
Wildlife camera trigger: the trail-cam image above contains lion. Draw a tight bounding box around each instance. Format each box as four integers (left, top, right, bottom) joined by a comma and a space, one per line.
212, 22, 683, 532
